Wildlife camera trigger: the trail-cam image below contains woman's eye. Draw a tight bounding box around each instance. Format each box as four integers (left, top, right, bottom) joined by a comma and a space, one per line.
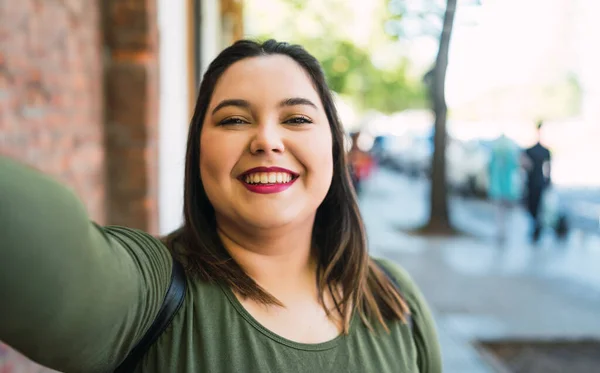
218, 117, 248, 126
285, 116, 313, 125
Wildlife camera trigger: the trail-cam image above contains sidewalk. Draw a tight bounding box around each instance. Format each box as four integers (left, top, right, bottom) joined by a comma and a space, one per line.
359, 168, 600, 372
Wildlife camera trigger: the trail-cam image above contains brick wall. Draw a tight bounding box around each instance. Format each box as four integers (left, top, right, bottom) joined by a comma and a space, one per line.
103, 0, 160, 234
0, 0, 160, 232
0, 0, 105, 222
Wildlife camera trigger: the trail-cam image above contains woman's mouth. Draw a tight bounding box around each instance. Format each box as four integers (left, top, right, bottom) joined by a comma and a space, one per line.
238, 168, 299, 194
243, 171, 296, 185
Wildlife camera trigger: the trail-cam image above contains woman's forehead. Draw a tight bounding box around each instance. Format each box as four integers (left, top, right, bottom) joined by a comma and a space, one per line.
210, 55, 322, 108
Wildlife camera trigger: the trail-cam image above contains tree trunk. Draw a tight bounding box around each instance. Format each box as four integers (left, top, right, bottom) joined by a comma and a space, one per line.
425, 0, 457, 232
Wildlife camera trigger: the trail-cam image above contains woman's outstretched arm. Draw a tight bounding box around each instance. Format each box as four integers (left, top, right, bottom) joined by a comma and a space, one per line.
0, 156, 172, 373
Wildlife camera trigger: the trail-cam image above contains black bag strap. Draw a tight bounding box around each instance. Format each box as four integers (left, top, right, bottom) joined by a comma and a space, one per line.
374, 260, 414, 331
114, 258, 187, 373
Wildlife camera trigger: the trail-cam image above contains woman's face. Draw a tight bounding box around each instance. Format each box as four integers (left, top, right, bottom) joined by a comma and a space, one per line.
200, 55, 334, 231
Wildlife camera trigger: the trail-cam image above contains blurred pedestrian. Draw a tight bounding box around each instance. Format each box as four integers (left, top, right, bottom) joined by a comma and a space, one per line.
523, 121, 552, 242
1, 40, 441, 373
348, 132, 374, 196
488, 133, 520, 244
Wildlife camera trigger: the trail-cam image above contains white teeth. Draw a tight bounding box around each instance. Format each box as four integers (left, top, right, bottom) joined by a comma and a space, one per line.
243, 171, 296, 184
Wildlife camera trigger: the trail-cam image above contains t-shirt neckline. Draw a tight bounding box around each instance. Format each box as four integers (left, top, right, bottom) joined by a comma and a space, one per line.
220, 283, 355, 351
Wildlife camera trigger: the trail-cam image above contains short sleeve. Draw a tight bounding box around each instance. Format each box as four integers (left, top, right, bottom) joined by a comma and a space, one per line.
376, 258, 442, 373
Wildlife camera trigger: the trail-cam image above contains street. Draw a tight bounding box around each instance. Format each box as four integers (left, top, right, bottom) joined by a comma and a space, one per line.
557, 188, 600, 235
359, 167, 600, 372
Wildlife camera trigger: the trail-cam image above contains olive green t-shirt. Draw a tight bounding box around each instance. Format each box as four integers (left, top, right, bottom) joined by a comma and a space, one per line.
0, 156, 441, 373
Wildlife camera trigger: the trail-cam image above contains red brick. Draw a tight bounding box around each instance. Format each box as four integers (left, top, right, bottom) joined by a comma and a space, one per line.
1, 0, 161, 238
103, 0, 159, 233
0, 0, 105, 224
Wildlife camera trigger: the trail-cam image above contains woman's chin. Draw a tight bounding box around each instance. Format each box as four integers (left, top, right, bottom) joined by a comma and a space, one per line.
238, 206, 314, 232
241, 215, 296, 230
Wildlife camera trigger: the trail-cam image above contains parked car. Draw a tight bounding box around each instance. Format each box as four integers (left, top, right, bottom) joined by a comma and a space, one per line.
378, 132, 433, 177
378, 131, 524, 199
447, 139, 491, 197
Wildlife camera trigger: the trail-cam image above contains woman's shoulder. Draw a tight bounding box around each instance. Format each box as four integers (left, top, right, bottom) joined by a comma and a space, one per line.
371, 257, 420, 301
100, 225, 173, 276
101, 224, 163, 244
101, 225, 169, 253
372, 257, 442, 373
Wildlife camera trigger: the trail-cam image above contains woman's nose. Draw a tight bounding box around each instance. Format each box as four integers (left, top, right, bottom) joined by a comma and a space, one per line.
249, 122, 285, 155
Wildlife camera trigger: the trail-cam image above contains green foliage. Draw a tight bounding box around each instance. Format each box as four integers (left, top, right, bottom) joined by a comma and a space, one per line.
252, 35, 428, 113
247, 0, 428, 114
318, 41, 427, 112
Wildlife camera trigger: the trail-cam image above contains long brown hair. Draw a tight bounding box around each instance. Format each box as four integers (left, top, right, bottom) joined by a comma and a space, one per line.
165, 39, 409, 332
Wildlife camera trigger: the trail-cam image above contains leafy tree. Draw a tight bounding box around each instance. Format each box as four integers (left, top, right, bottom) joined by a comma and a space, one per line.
245, 0, 428, 114
316, 41, 428, 113
427, 0, 457, 232
387, 0, 467, 233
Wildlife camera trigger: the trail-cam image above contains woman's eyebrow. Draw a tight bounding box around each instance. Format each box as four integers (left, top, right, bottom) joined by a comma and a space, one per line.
211, 97, 317, 115
279, 97, 317, 109
211, 99, 251, 115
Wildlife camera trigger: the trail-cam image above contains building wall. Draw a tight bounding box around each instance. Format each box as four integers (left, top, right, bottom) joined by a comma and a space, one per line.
103, 0, 160, 234
0, 0, 163, 233
158, 0, 190, 235
201, 0, 224, 75
0, 0, 105, 222
200, 0, 244, 76
221, 0, 244, 47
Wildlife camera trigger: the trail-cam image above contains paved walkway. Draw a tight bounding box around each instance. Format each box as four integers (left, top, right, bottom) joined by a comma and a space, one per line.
360, 168, 600, 372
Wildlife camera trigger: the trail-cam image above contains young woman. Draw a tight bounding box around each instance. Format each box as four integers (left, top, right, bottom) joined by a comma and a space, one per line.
0, 39, 441, 373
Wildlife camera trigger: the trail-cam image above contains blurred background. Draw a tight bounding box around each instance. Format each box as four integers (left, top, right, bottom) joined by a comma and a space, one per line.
1, 0, 599, 372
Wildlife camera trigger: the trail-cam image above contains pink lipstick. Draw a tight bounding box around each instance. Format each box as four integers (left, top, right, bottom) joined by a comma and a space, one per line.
239, 167, 299, 194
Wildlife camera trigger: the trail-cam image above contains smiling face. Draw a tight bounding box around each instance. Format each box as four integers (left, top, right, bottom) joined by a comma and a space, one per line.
199, 54, 334, 231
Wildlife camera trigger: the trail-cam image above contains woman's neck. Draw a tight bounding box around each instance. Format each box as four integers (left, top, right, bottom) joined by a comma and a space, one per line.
216, 217, 318, 299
